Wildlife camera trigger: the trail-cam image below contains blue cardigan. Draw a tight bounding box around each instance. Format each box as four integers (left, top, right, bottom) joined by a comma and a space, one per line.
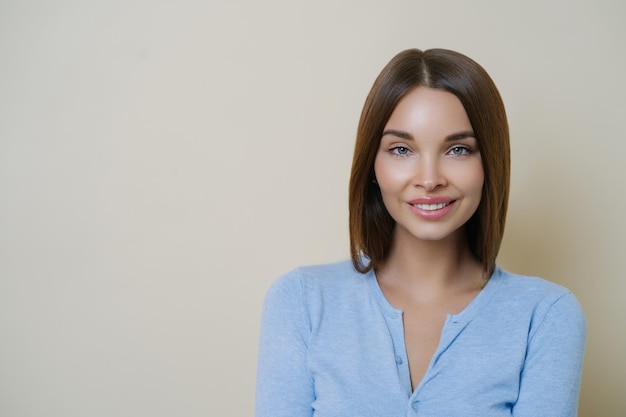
255, 260, 586, 417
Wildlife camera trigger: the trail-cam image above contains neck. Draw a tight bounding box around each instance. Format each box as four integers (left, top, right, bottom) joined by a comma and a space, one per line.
375, 227, 486, 301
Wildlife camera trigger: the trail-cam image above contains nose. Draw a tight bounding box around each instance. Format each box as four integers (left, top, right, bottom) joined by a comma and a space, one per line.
413, 157, 446, 191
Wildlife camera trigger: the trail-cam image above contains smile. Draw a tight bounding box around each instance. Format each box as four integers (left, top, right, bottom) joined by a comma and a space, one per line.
412, 202, 451, 211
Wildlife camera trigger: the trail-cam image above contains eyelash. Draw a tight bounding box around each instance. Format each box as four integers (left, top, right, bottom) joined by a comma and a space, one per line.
389, 146, 412, 156
447, 145, 473, 156
388, 145, 474, 157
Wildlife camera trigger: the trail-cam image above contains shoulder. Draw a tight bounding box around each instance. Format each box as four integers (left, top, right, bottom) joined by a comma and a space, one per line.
490, 267, 586, 336
264, 259, 372, 319
492, 267, 581, 304
267, 259, 365, 297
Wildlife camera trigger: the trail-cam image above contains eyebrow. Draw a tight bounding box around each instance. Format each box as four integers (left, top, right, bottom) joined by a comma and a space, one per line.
381, 129, 476, 141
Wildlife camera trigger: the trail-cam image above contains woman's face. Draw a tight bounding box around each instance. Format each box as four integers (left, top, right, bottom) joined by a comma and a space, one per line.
373, 86, 484, 245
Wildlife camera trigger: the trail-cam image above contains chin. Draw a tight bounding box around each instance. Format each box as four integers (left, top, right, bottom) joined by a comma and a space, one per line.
397, 224, 465, 244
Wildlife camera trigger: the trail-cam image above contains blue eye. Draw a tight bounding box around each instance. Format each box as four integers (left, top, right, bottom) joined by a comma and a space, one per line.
391, 146, 410, 156
448, 146, 470, 156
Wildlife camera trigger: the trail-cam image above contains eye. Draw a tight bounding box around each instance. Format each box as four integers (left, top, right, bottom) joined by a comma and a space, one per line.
390, 146, 411, 156
447, 145, 471, 156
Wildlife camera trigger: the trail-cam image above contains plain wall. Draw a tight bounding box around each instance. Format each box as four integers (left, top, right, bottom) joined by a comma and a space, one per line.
1, 1, 624, 416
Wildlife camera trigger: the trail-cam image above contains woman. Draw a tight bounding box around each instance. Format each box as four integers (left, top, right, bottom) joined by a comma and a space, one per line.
255, 48, 586, 417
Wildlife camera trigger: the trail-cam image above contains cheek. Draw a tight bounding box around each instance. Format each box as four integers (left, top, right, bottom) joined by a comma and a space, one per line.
461, 162, 485, 198
373, 154, 386, 182
448, 160, 484, 201
374, 156, 409, 191
374, 164, 396, 196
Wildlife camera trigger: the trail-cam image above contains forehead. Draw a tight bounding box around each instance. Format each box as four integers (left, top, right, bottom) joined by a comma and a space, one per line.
384, 87, 472, 134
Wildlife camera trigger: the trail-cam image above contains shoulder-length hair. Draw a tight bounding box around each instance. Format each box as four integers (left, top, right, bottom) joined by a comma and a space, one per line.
349, 48, 510, 275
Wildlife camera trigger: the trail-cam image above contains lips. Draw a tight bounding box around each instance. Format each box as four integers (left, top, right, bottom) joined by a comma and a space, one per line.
407, 197, 456, 220
412, 202, 451, 211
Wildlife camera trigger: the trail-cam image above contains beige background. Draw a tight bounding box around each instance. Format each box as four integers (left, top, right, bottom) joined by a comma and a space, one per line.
1, 1, 624, 416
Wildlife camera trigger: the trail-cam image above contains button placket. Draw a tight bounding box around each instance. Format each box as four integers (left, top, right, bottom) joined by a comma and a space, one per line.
383, 308, 411, 396
389, 311, 404, 366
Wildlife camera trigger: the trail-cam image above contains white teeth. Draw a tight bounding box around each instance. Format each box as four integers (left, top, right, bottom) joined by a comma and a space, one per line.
414, 202, 449, 211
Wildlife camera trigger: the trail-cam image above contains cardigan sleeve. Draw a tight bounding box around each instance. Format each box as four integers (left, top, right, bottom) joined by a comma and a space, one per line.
255, 270, 314, 417
513, 292, 586, 417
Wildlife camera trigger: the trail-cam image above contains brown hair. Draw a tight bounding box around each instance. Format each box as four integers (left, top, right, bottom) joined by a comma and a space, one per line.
349, 48, 510, 275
